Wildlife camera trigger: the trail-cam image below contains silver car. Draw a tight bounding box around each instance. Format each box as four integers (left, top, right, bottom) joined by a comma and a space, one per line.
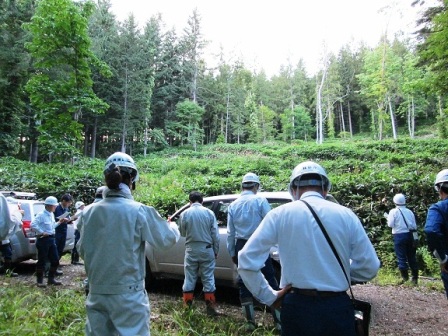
3, 194, 75, 264
145, 191, 293, 288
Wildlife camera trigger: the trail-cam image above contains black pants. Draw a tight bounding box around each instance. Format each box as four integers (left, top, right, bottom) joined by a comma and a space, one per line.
36, 236, 59, 270
55, 230, 67, 260
71, 229, 80, 262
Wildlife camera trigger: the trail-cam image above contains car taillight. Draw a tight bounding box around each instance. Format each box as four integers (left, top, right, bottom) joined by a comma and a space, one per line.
22, 220, 36, 238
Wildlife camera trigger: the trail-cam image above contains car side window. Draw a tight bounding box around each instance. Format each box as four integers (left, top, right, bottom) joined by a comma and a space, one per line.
268, 199, 290, 210
215, 201, 232, 227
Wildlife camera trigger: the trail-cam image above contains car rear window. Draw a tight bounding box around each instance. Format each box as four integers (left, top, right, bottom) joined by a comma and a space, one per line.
32, 203, 45, 219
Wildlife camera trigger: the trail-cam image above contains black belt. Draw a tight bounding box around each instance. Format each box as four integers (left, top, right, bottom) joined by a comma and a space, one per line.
37, 235, 54, 239
290, 287, 345, 297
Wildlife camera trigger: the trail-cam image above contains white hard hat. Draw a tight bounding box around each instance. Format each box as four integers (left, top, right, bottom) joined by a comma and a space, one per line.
434, 169, 448, 191
44, 196, 58, 206
289, 161, 331, 199
393, 193, 406, 206
75, 201, 85, 209
242, 172, 260, 184
104, 152, 139, 182
241, 172, 260, 187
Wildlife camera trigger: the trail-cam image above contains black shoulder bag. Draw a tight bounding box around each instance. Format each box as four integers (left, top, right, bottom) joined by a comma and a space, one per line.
398, 208, 419, 248
301, 200, 371, 336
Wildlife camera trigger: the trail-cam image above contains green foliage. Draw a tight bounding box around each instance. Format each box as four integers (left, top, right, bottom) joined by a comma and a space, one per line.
1, 139, 448, 276
24, 0, 108, 160
0, 283, 85, 335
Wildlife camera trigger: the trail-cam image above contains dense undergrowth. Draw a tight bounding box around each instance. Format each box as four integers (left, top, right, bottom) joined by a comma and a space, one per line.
0, 137, 446, 274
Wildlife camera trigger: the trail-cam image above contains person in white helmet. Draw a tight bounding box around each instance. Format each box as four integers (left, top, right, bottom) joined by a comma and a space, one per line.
77, 152, 180, 336
424, 168, 448, 299
31, 196, 67, 287
238, 161, 380, 336
70, 201, 85, 265
227, 172, 281, 331
0, 194, 23, 277
386, 193, 419, 284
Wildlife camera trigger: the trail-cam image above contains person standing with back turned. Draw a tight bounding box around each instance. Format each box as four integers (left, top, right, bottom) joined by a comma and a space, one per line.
386, 193, 419, 284
424, 169, 448, 299
227, 172, 281, 331
238, 161, 380, 336
179, 191, 220, 316
77, 152, 180, 336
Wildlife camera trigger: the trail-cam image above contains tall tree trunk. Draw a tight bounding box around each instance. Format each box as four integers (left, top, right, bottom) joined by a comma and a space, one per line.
316, 66, 327, 144
225, 91, 230, 143
121, 68, 128, 153
91, 116, 97, 158
340, 102, 346, 136
347, 100, 353, 138
388, 96, 397, 140
83, 125, 89, 156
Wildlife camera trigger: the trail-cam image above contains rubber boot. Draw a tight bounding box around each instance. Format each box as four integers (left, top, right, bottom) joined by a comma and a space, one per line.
3, 260, 18, 277
36, 269, 46, 288
183, 291, 194, 308
411, 269, 419, 285
241, 298, 256, 331
48, 267, 62, 286
271, 307, 281, 333
399, 269, 409, 283
204, 292, 219, 316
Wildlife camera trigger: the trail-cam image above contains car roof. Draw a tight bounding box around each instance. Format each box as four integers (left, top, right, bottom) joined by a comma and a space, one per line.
1, 191, 37, 200
202, 191, 292, 202
170, 191, 293, 217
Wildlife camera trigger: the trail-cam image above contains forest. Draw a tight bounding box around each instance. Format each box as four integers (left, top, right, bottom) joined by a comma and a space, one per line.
0, 0, 447, 162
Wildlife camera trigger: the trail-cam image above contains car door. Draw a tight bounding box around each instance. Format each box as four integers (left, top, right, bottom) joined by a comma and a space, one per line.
212, 199, 238, 284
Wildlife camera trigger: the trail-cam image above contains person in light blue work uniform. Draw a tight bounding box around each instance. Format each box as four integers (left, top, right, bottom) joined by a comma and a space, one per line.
31, 196, 67, 287
77, 152, 180, 336
424, 169, 448, 299
227, 172, 281, 331
179, 191, 220, 316
238, 161, 380, 336
386, 193, 418, 284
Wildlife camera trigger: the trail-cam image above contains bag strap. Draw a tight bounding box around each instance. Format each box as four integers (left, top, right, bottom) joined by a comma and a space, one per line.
397, 209, 410, 229
300, 199, 355, 300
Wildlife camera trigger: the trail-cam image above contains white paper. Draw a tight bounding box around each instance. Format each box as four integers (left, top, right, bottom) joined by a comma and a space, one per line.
56, 211, 70, 220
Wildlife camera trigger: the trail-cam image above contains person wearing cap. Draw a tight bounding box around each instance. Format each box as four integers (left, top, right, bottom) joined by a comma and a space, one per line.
386, 193, 419, 284
0, 194, 23, 277
227, 172, 281, 331
70, 201, 85, 265
77, 152, 180, 336
179, 191, 220, 316
424, 169, 448, 298
238, 161, 380, 336
31, 196, 66, 287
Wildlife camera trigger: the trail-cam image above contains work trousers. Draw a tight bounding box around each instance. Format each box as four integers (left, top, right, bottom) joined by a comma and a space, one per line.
86, 290, 150, 336
235, 238, 279, 299
36, 236, 59, 269
0, 242, 12, 261
55, 229, 67, 260
281, 291, 355, 336
393, 232, 418, 271
182, 242, 216, 293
